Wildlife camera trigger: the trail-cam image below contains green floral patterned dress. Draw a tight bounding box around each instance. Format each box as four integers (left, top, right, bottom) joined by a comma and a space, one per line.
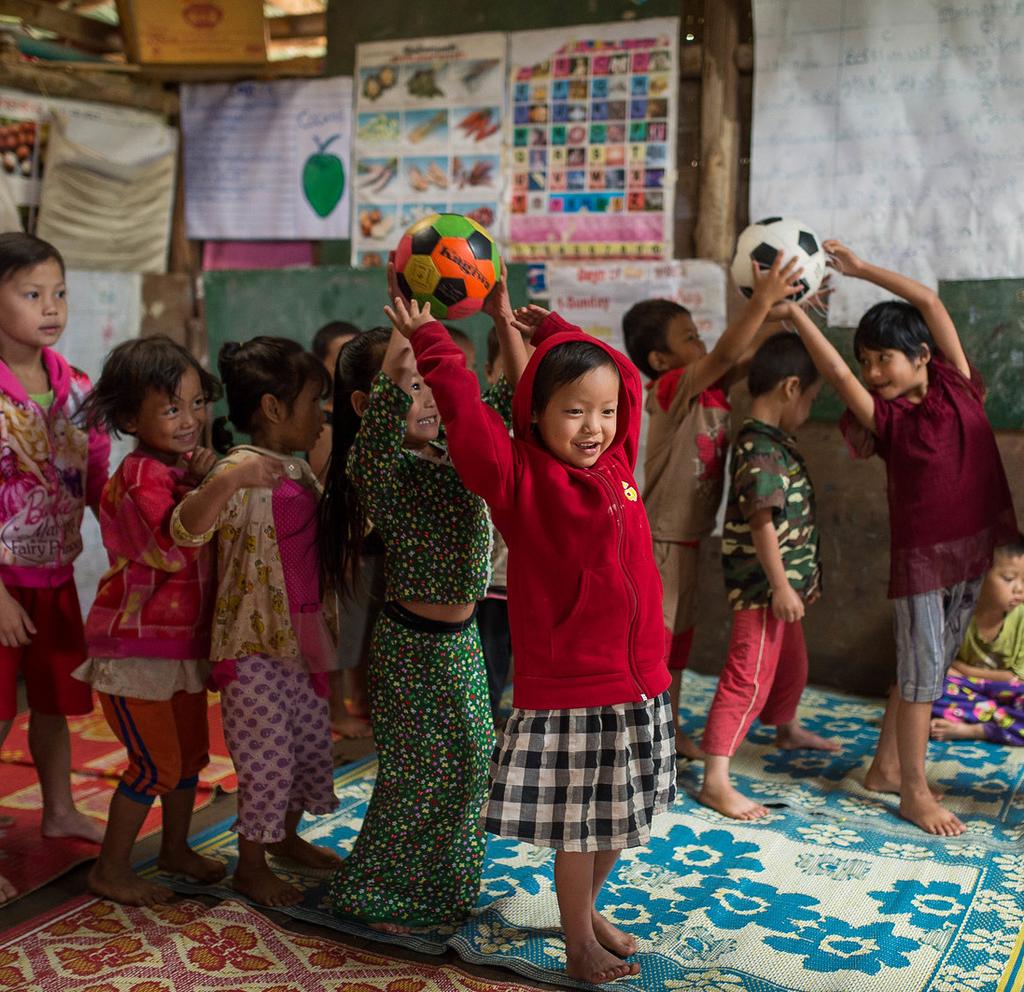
328, 372, 509, 926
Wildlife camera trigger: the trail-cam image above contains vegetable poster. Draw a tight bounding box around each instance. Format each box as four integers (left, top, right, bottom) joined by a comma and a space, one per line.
353, 32, 505, 268
181, 77, 352, 240
505, 18, 679, 262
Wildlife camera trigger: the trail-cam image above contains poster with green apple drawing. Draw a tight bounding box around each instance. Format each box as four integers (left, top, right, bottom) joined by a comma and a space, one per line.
181, 77, 352, 239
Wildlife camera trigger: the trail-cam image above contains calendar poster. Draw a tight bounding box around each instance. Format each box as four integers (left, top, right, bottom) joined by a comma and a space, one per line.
505, 18, 678, 262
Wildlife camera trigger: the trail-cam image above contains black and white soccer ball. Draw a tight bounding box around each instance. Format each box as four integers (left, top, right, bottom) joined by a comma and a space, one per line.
730, 217, 826, 302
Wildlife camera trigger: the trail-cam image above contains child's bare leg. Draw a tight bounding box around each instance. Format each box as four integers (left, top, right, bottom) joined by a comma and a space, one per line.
698, 754, 768, 820
670, 670, 702, 760
930, 718, 985, 742
158, 787, 226, 883
29, 711, 103, 842
774, 721, 840, 751
897, 700, 964, 836
88, 791, 174, 906
0, 719, 17, 903
590, 849, 636, 958
864, 689, 941, 798
863, 686, 902, 793
328, 671, 372, 739
232, 835, 303, 907
555, 851, 639, 983
267, 808, 343, 869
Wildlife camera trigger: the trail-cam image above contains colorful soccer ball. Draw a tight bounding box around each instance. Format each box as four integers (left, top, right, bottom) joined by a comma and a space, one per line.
731, 217, 826, 302
393, 212, 501, 320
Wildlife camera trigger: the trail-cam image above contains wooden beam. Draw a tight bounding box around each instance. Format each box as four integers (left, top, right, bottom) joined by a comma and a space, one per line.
0, 36, 175, 115
134, 56, 324, 82
679, 42, 752, 80
267, 12, 325, 41
694, 0, 742, 263
0, 0, 121, 53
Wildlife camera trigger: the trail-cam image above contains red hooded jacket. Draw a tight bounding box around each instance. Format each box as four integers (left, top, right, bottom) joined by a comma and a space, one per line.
412, 312, 669, 709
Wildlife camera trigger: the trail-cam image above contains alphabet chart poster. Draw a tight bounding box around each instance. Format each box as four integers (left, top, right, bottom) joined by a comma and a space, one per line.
353, 32, 505, 268
505, 18, 678, 262
181, 77, 352, 240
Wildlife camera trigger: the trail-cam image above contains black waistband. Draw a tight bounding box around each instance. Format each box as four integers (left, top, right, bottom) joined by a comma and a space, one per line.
383, 600, 478, 634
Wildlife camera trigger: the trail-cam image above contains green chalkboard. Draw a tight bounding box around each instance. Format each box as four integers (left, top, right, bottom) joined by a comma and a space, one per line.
939, 278, 1024, 430
202, 263, 530, 380
810, 280, 1024, 429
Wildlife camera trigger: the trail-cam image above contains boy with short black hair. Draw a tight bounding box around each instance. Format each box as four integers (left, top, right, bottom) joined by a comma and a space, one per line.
623, 255, 803, 758
698, 333, 838, 820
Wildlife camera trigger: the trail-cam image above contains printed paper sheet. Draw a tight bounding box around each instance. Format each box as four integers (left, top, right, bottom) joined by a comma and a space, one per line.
750, 1, 1024, 325
546, 259, 726, 354
0, 88, 171, 209
182, 77, 353, 240
352, 32, 506, 268
505, 18, 679, 262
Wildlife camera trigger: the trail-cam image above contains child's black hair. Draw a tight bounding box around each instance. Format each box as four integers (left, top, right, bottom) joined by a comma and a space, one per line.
622, 299, 691, 379
853, 301, 936, 363
747, 333, 820, 398
319, 326, 391, 596
311, 320, 360, 362
485, 326, 500, 370
81, 335, 221, 438
995, 535, 1024, 560
531, 340, 619, 416
213, 336, 330, 453
0, 232, 65, 283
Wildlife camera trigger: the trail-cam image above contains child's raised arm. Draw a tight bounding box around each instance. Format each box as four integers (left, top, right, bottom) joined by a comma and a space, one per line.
825, 240, 969, 378
482, 261, 529, 387
686, 254, 806, 397
779, 302, 876, 433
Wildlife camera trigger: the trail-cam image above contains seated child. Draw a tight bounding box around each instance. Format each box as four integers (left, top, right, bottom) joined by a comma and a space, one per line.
931, 539, 1024, 744
622, 255, 804, 758
699, 334, 838, 820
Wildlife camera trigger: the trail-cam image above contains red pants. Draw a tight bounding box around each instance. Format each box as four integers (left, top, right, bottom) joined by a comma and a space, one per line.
702, 608, 808, 757
99, 690, 209, 804
0, 582, 90, 720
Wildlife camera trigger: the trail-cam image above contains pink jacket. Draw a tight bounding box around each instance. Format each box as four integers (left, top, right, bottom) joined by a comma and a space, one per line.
0, 349, 110, 588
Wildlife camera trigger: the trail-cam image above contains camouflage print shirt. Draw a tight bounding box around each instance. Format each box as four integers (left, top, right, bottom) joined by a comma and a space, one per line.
721, 418, 821, 611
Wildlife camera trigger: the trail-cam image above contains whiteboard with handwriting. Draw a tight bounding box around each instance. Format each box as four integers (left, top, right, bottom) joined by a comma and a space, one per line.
750, 0, 1024, 325
182, 77, 352, 240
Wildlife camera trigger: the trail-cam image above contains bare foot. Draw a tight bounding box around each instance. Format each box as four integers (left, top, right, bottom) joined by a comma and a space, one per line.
267, 834, 344, 870
930, 719, 985, 742
231, 863, 303, 907
0, 873, 17, 905
158, 847, 227, 883
863, 765, 943, 800
675, 729, 703, 761
592, 910, 637, 958
899, 790, 966, 837
369, 920, 412, 935
88, 862, 174, 907
331, 714, 373, 740
775, 723, 841, 752
698, 781, 769, 821
41, 808, 104, 843
566, 938, 640, 984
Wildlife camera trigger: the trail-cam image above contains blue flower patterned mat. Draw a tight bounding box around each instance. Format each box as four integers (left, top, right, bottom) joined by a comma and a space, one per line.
144, 671, 1024, 991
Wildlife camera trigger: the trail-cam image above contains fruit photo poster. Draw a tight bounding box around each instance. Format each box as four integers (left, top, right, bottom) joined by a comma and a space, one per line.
180, 77, 353, 240
505, 18, 679, 263
353, 32, 505, 268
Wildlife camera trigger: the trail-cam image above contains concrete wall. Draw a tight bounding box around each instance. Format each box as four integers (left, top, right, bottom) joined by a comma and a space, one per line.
687, 421, 1024, 699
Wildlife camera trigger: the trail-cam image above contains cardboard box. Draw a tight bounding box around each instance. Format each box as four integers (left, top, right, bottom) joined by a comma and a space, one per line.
117, 0, 267, 65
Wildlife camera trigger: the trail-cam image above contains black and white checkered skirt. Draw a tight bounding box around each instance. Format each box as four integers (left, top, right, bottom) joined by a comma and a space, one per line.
482, 690, 676, 852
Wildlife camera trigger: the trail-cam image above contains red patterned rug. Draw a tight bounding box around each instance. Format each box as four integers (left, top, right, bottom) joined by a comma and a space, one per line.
0, 693, 236, 904
0, 896, 545, 992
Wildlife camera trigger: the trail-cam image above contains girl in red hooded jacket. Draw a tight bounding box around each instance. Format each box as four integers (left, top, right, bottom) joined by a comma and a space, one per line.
386, 287, 674, 987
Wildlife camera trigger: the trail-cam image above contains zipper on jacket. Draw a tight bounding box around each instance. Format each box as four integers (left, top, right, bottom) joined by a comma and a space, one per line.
595, 466, 646, 701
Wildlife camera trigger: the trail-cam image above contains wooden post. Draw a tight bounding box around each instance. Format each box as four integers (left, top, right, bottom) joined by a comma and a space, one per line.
694, 0, 741, 264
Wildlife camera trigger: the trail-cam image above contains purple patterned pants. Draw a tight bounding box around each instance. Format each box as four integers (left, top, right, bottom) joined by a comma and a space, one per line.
220, 656, 338, 843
